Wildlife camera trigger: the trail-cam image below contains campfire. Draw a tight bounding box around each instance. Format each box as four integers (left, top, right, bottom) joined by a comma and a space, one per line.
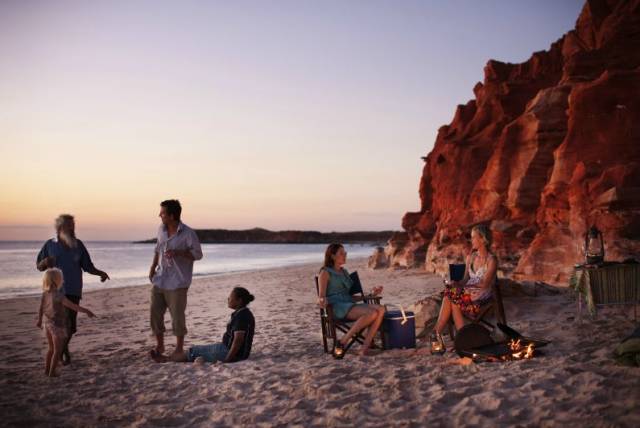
456, 323, 549, 363
508, 339, 534, 360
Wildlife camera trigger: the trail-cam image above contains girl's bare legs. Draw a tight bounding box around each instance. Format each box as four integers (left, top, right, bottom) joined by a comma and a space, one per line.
44, 330, 54, 375
49, 336, 64, 377
340, 306, 378, 347
359, 305, 385, 355
434, 296, 452, 334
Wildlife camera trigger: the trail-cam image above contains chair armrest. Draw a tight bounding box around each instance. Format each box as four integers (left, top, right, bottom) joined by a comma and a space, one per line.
364, 295, 382, 305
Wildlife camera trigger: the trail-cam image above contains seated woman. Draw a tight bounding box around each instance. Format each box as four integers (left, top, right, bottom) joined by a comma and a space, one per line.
151, 287, 255, 364
317, 243, 384, 358
432, 225, 497, 348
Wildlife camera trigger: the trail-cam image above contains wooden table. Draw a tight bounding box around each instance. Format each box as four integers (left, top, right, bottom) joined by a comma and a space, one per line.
570, 263, 640, 321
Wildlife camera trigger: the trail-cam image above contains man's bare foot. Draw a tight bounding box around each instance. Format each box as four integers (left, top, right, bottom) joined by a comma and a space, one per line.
149, 349, 168, 363
168, 350, 187, 362
194, 356, 206, 364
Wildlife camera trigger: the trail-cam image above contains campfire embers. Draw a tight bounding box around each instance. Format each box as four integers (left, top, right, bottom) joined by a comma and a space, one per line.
454, 323, 549, 363
508, 339, 534, 360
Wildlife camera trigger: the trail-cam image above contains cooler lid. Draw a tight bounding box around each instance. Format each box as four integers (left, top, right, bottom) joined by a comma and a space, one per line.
384, 310, 415, 319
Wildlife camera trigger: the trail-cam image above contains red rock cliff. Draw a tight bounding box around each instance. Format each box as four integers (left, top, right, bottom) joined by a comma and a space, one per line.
388, 0, 640, 284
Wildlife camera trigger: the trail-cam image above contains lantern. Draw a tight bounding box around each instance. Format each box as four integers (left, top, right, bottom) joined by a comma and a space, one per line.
430, 332, 445, 355
584, 226, 605, 265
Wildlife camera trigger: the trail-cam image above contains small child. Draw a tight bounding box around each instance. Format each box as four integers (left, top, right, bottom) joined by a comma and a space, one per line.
36, 268, 95, 377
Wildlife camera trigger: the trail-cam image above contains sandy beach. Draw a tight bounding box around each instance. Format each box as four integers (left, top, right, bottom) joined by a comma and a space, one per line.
1, 258, 638, 427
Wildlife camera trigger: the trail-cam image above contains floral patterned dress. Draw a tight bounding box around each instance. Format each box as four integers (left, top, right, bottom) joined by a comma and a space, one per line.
444, 254, 494, 317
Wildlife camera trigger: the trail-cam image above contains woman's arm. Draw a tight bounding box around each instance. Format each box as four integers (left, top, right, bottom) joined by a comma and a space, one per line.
478, 255, 498, 290
318, 269, 329, 308
62, 297, 95, 318
223, 331, 246, 363
351, 286, 383, 302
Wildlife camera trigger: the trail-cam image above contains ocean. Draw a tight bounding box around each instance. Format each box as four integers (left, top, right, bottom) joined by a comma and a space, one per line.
0, 241, 376, 300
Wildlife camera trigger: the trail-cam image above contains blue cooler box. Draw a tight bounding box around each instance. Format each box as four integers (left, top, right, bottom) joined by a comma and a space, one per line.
383, 310, 416, 350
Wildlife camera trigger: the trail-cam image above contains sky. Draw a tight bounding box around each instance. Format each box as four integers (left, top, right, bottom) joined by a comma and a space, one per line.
0, 0, 584, 240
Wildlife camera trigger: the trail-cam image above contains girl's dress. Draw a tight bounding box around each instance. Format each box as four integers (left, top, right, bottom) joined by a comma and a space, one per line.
41, 289, 68, 340
322, 266, 358, 320
444, 253, 494, 317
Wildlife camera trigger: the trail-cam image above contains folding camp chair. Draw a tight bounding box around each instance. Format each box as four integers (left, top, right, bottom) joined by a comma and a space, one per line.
315, 271, 384, 354
448, 278, 507, 339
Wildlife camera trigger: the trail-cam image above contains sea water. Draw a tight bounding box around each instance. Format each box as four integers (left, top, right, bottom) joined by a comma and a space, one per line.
0, 241, 376, 299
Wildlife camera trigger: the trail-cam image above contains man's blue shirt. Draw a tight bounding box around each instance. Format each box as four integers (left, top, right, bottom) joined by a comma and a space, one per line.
37, 238, 96, 297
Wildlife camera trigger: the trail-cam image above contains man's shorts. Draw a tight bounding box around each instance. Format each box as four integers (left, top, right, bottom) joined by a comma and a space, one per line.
150, 286, 188, 336
187, 343, 229, 363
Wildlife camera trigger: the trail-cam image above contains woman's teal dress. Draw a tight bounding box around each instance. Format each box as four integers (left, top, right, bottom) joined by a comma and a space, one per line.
323, 266, 357, 320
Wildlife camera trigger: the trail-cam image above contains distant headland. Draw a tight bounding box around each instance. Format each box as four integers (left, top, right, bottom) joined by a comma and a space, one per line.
135, 227, 396, 245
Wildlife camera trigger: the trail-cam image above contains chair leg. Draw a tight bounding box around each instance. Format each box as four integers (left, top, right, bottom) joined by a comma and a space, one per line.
321, 319, 329, 353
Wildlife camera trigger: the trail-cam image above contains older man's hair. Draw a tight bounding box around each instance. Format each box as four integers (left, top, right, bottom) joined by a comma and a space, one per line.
55, 214, 75, 231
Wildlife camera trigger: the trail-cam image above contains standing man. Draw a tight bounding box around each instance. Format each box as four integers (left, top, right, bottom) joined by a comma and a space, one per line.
36, 214, 110, 365
149, 199, 203, 360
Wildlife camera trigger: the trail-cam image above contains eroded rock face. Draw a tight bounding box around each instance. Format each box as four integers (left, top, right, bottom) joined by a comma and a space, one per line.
390, 0, 640, 285
368, 246, 389, 269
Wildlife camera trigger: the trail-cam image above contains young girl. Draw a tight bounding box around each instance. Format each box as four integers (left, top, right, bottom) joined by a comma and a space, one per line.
36, 268, 95, 377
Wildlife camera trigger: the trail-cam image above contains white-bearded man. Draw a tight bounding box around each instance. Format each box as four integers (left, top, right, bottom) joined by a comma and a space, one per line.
36, 214, 110, 365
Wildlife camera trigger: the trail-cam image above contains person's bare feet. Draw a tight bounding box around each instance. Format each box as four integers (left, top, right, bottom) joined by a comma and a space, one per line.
168, 350, 187, 362
149, 349, 168, 363
48, 367, 61, 377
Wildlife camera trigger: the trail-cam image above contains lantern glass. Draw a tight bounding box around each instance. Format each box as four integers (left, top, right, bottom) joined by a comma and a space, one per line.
430, 333, 445, 355
585, 226, 605, 265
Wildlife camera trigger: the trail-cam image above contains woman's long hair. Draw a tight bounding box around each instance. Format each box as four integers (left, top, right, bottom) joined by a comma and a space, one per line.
323, 243, 344, 268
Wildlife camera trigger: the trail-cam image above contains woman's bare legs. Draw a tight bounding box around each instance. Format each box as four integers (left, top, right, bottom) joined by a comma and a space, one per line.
435, 296, 466, 334
451, 303, 465, 330
435, 296, 452, 334
340, 305, 378, 349
359, 305, 385, 355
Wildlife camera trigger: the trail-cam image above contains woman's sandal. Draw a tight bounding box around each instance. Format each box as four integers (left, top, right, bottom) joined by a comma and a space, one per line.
332, 341, 347, 359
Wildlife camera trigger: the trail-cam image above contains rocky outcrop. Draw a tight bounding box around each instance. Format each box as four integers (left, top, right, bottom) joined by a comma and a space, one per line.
390, 0, 640, 285
368, 246, 389, 269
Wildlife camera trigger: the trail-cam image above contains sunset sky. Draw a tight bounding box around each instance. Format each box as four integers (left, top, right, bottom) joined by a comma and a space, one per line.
1, 0, 583, 240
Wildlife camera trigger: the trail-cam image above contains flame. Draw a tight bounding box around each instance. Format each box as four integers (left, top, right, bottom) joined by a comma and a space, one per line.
524, 343, 534, 359
506, 339, 535, 360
